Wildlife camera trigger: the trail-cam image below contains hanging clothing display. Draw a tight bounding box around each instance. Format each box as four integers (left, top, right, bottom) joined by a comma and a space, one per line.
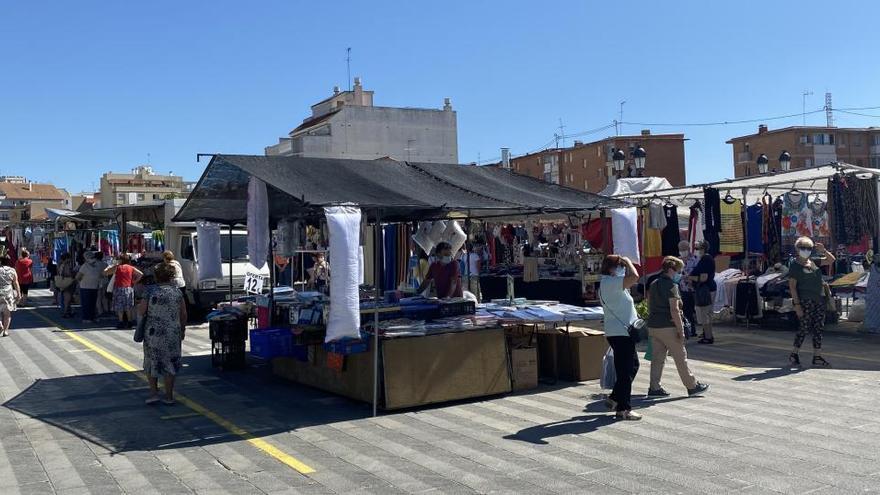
719, 196, 744, 254
781, 191, 810, 257
610, 208, 640, 264
196, 222, 223, 281
648, 202, 666, 229
639, 209, 662, 259
808, 198, 831, 248
688, 201, 705, 251
761, 195, 781, 263
661, 204, 681, 256
703, 188, 722, 255
247, 176, 270, 269
746, 204, 764, 254
324, 206, 362, 343
383, 224, 397, 291
864, 265, 880, 333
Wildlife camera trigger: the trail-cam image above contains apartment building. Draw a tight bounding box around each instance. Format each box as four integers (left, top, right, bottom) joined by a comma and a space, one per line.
100, 166, 187, 207
727, 124, 880, 177
507, 130, 687, 193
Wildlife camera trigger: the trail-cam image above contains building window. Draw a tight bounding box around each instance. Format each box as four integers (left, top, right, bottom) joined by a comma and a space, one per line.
117, 194, 126, 205
568, 173, 574, 183
854, 135, 862, 146
582, 159, 587, 169
799, 135, 810, 145
805, 158, 813, 168
583, 179, 589, 190
153, 194, 161, 200
743, 142, 750, 152
542, 156, 559, 184
812, 133, 834, 145
137, 193, 145, 202
873, 135, 880, 146
871, 157, 880, 168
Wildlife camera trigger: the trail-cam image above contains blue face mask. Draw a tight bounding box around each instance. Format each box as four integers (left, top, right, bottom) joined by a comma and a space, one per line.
671, 273, 682, 283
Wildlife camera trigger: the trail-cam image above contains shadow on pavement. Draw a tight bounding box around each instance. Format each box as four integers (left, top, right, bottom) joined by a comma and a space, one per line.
3, 354, 373, 454
732, 366, 806, 382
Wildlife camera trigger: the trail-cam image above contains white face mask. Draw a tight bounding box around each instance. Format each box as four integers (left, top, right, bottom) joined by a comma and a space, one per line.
440, 256, 452, 265
798, 248, 812, 259
614, 266, 626, 277
679, 251, 689, 258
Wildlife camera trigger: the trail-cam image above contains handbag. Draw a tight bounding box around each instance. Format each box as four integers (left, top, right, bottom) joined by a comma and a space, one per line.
600, 347, 616, 390
695, 283, 713, 307
599, 292, 646, 343
134, 299, 148, 343
107, 273, 116, 294
55, 276, 75, 291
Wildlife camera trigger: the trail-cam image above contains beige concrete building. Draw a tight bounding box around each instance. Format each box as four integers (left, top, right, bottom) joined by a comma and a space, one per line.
100, 166, 186, 207
0, 182, 66, 225
728, 124, 880, 177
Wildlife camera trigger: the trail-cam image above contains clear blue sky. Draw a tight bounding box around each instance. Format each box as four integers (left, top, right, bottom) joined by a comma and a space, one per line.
2, 1, 880, 193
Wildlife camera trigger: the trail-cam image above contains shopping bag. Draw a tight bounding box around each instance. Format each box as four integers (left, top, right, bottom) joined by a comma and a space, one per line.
600, 347, 616, 390
107, 274, 116, 294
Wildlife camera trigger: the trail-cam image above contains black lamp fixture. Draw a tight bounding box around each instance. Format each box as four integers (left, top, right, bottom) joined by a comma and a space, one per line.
779, 150, 791, 171
612, 148, 626, 177
632, 146, 647, 176
756, 153, 769, 174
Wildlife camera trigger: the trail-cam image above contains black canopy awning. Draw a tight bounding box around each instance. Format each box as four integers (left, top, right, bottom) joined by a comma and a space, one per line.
174, 155, 626, 224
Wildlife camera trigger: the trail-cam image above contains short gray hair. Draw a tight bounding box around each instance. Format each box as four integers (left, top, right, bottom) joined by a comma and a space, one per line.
795, 237, 814, 248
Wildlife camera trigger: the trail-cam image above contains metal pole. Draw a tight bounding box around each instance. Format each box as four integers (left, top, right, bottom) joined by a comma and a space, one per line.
268, 232, 275, 318
228, 224, 234, 304
741, 187, 750, 329
372, 210, 381, 417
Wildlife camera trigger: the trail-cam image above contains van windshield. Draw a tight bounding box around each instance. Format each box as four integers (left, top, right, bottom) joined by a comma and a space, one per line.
194, 234, 250, 262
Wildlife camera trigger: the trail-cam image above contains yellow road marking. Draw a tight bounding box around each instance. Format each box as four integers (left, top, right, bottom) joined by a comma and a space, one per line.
31, 310, 315, 475
716, 338, 880, 364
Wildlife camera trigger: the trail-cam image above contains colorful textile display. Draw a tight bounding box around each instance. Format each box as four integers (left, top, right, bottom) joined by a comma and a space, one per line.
719, 197, 744, 254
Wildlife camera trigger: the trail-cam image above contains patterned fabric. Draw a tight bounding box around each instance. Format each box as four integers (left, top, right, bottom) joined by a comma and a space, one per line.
688, 201, 705, 249
793, 299, 825, 350
0, 266, 17, 312
719, 197, 744, 254
112, 286, 135, 311
781, 192, 810, 258
142, 284, 184, 377
808, 199, 831, 247
679, 254, 699, 293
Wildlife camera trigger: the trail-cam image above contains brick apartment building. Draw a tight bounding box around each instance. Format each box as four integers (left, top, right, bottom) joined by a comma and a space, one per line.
508, 131, 687, 193
727, 124, 880, 177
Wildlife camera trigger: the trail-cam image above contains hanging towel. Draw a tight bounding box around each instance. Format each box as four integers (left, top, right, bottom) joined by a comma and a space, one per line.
247, 176, 270, 269
611, 208, 640, 264
196, 221, 223, 281
324, 206, 362, 342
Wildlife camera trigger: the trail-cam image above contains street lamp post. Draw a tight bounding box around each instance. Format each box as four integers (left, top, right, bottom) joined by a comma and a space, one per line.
632, 146, 647, 177
756, 153, 769, 174
779, 151, 791, 171
612, 148, 626, 178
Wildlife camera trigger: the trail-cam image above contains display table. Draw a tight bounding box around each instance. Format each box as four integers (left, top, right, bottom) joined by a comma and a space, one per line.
271, 327, 511, 410
480, 275, 584, 306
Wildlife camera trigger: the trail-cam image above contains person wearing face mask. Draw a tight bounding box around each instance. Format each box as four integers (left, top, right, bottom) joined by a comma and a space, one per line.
598, 254, 642, 420
417, 242, 462, 299
647, 256, 710, 398
677, 240, 699, 338
788, 237, 835, 367
689, 240, 717, 344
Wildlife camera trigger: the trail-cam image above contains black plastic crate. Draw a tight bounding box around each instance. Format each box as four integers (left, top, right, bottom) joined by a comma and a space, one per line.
211, 340, 246, 370
438, 300, 476, 317
209, 318, 248, 343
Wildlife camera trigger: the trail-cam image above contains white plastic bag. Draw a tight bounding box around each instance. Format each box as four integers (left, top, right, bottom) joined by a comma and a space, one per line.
412, 222, 435, 254
445, 221, 467, 254
324, 206, 362, 342
428, 220, 448, 248
600, 347, 616, 390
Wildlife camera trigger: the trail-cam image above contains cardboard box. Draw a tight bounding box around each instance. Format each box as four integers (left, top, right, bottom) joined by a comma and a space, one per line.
510, 347, 538, 391
557, 329, 608, 382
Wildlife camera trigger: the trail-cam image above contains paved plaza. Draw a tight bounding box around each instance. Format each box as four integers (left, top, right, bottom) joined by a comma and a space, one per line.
1, 290, 879, 494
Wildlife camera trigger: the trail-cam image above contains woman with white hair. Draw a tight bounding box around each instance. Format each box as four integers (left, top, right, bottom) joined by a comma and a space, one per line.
788, 236, 835, 367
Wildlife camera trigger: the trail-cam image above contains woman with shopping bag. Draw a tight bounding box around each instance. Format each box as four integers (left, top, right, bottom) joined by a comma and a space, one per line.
598, 254, 642, 420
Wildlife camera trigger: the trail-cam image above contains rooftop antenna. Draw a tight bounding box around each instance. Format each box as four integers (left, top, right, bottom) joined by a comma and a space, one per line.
802, 90, 813, 126
617, 100, 626, 136
147, 152, 151, 165
557, 118, 567, 148
825, 92, 833, 127
346, 47, 352, 91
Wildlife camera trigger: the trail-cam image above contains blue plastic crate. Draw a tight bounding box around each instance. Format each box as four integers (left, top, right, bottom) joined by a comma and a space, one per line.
324, 338, 369, 355
249, 328, 293, 360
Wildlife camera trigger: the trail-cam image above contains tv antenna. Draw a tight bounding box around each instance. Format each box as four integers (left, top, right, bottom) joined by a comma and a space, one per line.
557, 118, 567, 148
616, 100, 626, 136
346, 47, 352, 91
802, 90, 813, 125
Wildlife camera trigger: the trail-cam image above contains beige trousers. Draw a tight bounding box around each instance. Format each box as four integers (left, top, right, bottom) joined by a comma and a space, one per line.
649, 327, 698, 391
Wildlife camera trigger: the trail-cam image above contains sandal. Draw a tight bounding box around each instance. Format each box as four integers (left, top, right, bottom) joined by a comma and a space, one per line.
789, 353, 801, 367
812, 356, 831, 368
615, 410, 642, 421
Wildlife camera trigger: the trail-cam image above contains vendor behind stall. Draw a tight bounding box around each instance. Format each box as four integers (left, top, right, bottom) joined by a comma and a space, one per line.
417, 242, 462, 299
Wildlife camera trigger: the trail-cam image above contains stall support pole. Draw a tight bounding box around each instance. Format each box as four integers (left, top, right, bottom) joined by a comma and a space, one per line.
268, 238, 275, 318
639, 201, 646, 290
742, 187, 750, 329
228, 224, 234, 304
372, 211, 382, 417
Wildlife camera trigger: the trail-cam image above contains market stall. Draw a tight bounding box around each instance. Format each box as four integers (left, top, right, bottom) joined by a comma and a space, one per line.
616, 162, 880, 327
174, 154, 626, 412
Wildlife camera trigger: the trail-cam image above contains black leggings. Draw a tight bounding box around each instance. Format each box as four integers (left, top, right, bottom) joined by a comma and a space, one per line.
794, 299, 825, 350
607, 336, 640, 412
